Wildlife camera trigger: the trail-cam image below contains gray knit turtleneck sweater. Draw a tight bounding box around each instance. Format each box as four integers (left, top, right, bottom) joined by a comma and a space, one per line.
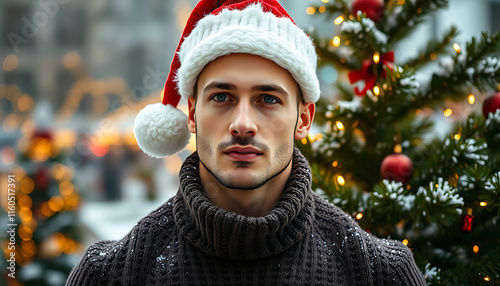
66, 148, 425, 285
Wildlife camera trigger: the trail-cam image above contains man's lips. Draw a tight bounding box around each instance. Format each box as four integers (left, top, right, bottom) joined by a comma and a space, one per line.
224, 147, 263, 161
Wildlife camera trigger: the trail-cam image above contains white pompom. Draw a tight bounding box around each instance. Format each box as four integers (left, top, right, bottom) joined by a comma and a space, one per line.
133, 103, 191, 158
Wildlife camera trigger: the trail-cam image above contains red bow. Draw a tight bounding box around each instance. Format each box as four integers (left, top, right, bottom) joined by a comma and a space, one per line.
348, 51, 394, 96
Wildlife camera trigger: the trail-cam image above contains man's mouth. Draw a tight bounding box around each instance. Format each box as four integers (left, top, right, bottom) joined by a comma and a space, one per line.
224, 146, 263, 161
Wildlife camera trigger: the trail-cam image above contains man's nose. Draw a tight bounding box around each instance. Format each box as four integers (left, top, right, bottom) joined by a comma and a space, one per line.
229, 101, 258, 137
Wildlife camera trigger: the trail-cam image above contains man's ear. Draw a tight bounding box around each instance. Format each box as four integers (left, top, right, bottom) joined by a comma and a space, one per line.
294, 102, 315, 140
187, 97, 196, 133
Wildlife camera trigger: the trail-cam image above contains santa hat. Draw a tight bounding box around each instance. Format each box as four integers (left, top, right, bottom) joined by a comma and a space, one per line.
134, 0, 320, 158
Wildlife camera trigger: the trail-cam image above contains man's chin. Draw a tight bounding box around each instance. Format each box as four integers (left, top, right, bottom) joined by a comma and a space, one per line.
221, 182, 265, 190
215, 172, 267, 190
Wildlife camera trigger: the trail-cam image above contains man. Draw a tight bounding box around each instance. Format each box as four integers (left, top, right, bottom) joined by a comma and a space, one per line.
67, 0, 426, 285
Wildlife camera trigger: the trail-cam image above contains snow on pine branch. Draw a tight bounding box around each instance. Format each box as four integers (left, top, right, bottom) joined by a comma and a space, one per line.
472, 57, 500, 78
372, 180, 415, 212
341, 17, 388, 46
486, 109, 500, 126
448, 138, 488, 166
484, 171, 500, 191
416, 177, 464, 214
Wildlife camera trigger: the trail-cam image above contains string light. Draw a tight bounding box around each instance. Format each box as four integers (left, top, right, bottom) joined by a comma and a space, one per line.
337, 175, 345, 186
0, 147, 16, 165
306, 7, 315, 14
21, 240, 37, 258
30, 138, 54, 162
484, 276, 491, 282
319, 6, 326, 13
356, 213, 363, 220
91, 142, 109, 157
332, 161, 339, 167
402, 239, 409, 246
473, 245, 479, 254
394, 144, 402, 153
63, 51, 80, 70
397, 0, 405, 4
334, 16, 344, 25
19, 212, 32, 226
301, 138, 308, 145
453, 43, 461, 53
18, 224, 33, 241
321, 0, 329, 3
3, 55, 18, 72
48, 196, 64, 212
64, 193, 80, 210
479, 201, 488, 207
54, 129, 78, 149
17, 94, 34, 112
454, 133, 461, 140
468, 94, 475, 104
308, 133, 316, 143
20, 178, 35, 194
40, 202, 55, 218
373, 86, 380, 96
18, 195, 32, 210
335, 121, 344, 130
373, 52, 380, 64
332, 36, 341, 47
444, 109, 452, 117
430, 53, 437, 60
59, 180, 74, 196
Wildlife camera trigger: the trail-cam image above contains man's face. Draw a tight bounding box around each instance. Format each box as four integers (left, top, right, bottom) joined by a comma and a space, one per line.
187, 53, 314, 190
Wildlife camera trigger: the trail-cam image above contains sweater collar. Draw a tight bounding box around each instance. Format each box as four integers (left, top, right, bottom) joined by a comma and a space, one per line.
173, 147, 315, 260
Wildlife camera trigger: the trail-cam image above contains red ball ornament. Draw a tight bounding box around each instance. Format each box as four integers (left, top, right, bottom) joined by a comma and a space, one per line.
460, 208, 474, 233
482, 91, 500, 118
380, 153, 414, 184
35, 167, 51, 191
32, 129, 53, 140
351, 0, 385, 22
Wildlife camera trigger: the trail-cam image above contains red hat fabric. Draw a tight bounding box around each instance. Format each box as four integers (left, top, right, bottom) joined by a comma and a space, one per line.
134, 0, 320, 158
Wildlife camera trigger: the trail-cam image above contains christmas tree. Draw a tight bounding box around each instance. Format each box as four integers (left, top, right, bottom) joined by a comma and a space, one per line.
1, 128, 84, 286
299, 0, 500, 284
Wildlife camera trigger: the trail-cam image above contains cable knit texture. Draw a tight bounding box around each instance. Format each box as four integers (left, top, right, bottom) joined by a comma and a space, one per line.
66, 148, 425, 285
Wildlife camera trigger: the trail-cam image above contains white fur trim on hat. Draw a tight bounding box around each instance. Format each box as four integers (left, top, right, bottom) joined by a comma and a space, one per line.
133, 103, 190, 158
177, 3, 320, 103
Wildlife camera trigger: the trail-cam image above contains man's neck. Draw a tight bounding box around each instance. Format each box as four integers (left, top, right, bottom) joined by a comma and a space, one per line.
199, 163, 292, 217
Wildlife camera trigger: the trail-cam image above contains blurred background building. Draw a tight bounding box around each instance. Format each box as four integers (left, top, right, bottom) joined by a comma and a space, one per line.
0, 0, 499, 284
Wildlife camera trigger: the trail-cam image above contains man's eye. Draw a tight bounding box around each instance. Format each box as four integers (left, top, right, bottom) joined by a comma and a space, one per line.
212, 93, 229, 102
261, 95, 278, 104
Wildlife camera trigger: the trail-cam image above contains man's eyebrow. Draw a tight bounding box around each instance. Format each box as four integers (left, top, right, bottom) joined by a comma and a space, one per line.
202, 82, 289, 96
251, 84, 288, 96
203, 81, 237, 93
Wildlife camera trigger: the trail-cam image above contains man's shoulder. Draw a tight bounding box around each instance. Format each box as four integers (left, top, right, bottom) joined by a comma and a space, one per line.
66, 197, 177, 285
311, 193, 425, 285
311, 193, 361, 233
312, 193, 412, 259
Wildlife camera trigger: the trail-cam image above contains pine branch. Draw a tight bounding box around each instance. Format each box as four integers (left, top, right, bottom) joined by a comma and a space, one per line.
420, 31, 500, 102
410, 135, 489, 189
384, 0, 448, 47
440, 246, 500, 285
311, 31, 360, 71
341, 16, 389, 57
479, 171, 500, 215
311, 0, 350, 18
379, 32, 500, 125
402, 26, 459, 69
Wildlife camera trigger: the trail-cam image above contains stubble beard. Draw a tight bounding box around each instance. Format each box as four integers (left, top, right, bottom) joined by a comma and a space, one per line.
197, 135, 293, 190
